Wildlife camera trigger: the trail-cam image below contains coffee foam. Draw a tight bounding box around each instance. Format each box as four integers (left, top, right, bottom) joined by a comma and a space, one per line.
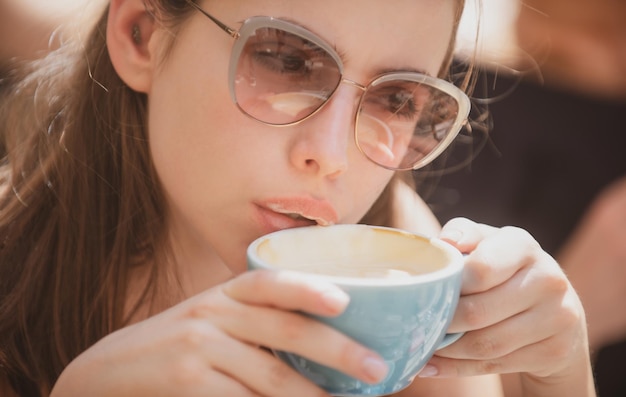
256, 226, 449, 278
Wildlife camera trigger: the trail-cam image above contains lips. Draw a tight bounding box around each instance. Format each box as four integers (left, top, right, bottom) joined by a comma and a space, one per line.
255, 197, 339, 234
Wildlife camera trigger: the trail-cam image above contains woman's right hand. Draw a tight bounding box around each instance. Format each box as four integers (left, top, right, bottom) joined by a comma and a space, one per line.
50, 270, 388, 397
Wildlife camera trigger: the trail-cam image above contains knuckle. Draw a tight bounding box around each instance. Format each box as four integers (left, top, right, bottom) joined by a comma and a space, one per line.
266, 360, 293, 389
336, 338, 359, 370
277, 314, 308, 341
555, 299, 584, 330
469, 335, 501, 359
478, 359, 504, 374
458, 298, 489, 329
188, 296, 228, 319
535, 267, 571, 298
540, 336, 574, 365
546, 272, 571, 296
548, 340, 572, 362
168, 355, 207, 387
179, 321, 218, 348
501, 226, 543, 259
464, 257, 495, 286
245, 269, 276, 290
500, 226, 536, 247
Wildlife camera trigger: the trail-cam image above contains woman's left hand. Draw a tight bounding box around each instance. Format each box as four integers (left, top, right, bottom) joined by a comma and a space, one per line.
420, 218, 592, 386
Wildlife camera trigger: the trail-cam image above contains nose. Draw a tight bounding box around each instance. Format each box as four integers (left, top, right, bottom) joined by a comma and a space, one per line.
288, 83, 363, 179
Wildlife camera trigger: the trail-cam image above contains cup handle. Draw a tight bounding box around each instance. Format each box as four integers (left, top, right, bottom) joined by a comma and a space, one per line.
436, 332, 464, 350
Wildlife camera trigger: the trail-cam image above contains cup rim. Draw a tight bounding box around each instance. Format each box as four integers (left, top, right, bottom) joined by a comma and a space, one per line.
246, 224, 464, 286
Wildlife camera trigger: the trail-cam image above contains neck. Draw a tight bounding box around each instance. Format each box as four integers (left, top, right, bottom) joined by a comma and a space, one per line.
124, 222, 234, 324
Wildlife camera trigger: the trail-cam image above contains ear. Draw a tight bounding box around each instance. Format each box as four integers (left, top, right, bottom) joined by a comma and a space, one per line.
107, 0, 157, 93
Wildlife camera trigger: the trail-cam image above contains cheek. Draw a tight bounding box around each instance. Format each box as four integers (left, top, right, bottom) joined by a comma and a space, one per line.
343, 168, 395, 223
145, 57, 242, 213
145, 22, 243, 184
148, 82, 222, 181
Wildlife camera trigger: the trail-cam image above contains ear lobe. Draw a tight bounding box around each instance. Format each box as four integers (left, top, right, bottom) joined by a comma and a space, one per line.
107, 0, 157, 93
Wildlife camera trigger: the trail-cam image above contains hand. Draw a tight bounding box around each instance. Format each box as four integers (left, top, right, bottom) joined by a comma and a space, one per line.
51, 271, 388, 397
419, 218, 589, 382
558, 176, 626, 350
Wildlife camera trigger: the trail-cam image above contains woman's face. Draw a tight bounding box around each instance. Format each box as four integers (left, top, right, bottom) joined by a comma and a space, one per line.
146, 0, 456, 273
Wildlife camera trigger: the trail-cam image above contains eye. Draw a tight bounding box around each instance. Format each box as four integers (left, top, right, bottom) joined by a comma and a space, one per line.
246, 27, 334, 78
251, 42, 313, 75
413, 93, 460, 139
387, 90, 418, 119
363, 84, 425, 121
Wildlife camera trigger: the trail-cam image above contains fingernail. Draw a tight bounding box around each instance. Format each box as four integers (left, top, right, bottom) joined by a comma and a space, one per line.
362, 356, 388, 383
418, 364, 438, 378
321, 289, 350, 313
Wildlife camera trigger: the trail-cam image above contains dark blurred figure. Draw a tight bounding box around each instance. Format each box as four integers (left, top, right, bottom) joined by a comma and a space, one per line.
428, 1, 626, 395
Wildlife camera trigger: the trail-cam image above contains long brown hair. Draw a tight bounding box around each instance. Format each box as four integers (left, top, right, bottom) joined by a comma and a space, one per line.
0, 0, 468, 395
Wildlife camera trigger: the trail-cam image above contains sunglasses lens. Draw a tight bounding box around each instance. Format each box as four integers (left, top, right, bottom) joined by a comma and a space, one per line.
356, 80, 462, 170
229, 21, 465, 170
233, 26, 342, 125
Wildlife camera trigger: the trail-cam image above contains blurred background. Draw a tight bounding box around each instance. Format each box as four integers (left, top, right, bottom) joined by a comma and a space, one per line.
1, 0, 79, 63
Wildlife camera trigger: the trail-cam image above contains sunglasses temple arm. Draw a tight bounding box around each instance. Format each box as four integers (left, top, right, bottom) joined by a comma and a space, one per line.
186, 1, 240, 38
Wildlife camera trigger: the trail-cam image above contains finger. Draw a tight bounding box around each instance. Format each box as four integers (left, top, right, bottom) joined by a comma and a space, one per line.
190, 273, 388, 384
420, 334, 574, 378
202, 325, 332, 397
447, 254, 566, 333
426, 276, 582, 377
459, 225, 545, 295
129, 319, 264, 397
223, 269, 350, 317
446, 265, 543, 333
219, 302, 388, 384
439, 300, 568, 362
199, 371, 263, 397
439, 217, 498, 253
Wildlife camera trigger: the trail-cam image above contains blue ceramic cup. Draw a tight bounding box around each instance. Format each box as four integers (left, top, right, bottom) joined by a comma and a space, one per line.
247, 224, 464, 396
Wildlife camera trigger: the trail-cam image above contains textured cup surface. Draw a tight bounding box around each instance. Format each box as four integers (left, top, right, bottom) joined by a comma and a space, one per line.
247, 224, 464, 396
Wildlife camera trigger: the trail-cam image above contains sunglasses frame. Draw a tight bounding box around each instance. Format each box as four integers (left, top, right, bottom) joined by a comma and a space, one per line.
187, 1, 471, 171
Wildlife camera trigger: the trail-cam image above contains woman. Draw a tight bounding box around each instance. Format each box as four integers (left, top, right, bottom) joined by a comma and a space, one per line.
0, 0, 596, 396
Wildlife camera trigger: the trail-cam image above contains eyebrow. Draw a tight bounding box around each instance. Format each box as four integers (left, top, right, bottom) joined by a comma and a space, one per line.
374, 67, 431, 77
277, 16, 431, 77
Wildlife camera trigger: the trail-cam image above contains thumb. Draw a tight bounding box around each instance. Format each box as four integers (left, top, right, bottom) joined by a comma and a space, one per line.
439, 217, 498, 254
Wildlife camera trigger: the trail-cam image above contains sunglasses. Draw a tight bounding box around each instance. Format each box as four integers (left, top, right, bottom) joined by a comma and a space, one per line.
187, 2, 471, 171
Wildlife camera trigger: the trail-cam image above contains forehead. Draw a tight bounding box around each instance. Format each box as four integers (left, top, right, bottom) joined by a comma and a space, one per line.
217, 0, 457, 78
